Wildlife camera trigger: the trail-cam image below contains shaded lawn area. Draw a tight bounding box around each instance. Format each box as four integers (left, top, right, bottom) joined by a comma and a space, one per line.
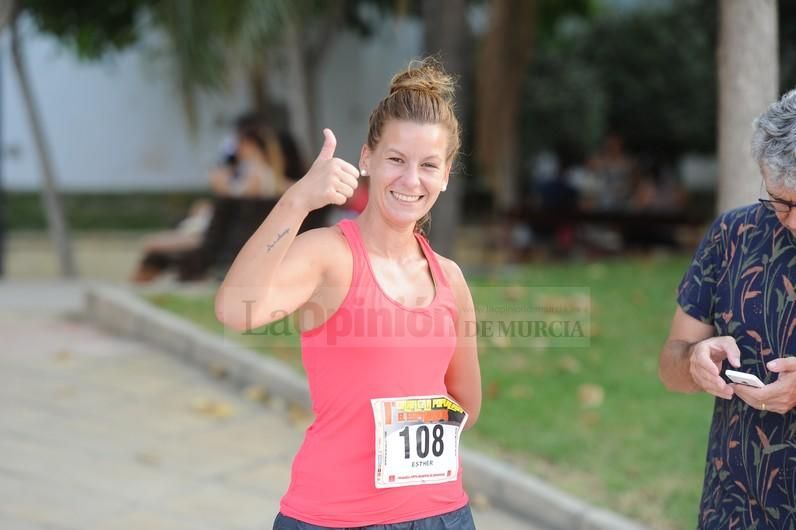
148, 255, 713, 530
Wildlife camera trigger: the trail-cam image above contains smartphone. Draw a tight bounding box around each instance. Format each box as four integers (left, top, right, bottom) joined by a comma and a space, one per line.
725, 370, 765, 388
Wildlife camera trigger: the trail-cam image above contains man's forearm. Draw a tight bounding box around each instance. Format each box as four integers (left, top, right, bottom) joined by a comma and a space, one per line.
659, 339, 701, 393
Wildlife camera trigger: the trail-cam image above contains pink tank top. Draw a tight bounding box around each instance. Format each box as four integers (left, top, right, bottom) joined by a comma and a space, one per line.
279, 219, 468, 526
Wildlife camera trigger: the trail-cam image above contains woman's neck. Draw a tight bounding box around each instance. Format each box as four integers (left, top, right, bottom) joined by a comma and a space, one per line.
355, 208, 420, 260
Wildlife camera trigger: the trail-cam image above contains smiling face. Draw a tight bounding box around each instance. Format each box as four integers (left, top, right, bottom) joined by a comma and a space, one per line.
360, 120, 451, 229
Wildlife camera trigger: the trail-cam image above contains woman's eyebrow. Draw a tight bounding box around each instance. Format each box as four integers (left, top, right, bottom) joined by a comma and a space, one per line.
386, 148, 406, 157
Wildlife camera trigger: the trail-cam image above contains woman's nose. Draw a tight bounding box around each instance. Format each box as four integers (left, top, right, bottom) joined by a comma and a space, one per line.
401, 165, 421, 187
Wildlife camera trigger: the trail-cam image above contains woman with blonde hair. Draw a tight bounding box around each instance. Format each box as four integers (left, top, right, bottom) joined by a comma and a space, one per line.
216, 58, 481, 530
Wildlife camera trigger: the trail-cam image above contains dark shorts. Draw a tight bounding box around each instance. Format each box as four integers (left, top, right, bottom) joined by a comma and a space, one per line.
272, 504, 477, 530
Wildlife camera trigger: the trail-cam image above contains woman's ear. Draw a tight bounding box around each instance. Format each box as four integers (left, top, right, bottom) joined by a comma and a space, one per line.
359, 144, 371, 176
441, 161, 452, 192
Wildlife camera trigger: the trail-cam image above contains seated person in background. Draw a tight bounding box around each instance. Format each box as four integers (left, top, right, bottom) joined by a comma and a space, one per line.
210, 118, 289, 198
131, 115, 289, 283
585, 134, 633, 211
130, 199, 213, 283
630, 166, 686, 213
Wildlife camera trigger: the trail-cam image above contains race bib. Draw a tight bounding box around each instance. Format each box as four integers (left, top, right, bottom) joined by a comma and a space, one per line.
371, 395, 468, 489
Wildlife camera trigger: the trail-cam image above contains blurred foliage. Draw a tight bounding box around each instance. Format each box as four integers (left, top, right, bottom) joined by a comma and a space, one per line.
18, 0, 795, 192
7, 192, 209, 230
19, 0, 351, 126
582, 0, 717, 161
20, 0, 157, 58
536, 0, 596, 44
523, 0, 796, 167
522, 0, 717, 165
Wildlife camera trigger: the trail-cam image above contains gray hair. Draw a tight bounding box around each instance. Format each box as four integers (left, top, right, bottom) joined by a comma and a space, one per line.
752, 89, 796, 188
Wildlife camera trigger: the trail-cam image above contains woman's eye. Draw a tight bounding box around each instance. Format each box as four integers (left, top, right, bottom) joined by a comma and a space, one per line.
423, 163, 439, 169
389, 157, 403, 163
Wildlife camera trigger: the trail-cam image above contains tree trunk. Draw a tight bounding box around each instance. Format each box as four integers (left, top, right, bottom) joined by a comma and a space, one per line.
718, 0, 778, 212
11, 16, 77, 278
475, 0, 536, 212
284, 23, 315, 163
423, 0, 471, 259
0, 33, 5, 277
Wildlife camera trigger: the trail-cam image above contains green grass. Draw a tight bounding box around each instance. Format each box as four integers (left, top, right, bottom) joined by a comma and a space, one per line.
148, 255, 712, 530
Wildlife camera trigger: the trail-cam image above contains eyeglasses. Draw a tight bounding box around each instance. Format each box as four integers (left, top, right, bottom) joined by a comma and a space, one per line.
759, 198, 796, 214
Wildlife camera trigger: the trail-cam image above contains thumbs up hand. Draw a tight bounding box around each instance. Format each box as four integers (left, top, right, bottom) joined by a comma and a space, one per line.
285, 129, 360, 212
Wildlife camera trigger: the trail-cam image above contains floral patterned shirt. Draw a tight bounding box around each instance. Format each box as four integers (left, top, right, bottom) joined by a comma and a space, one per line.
678, 203, 796, 530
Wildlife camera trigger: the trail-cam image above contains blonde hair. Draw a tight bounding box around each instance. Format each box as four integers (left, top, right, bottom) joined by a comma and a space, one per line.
366, 57, 460, 233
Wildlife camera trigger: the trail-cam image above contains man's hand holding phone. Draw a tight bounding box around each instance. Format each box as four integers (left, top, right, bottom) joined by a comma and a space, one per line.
731, 357, 796, 414
689, 336, 741, 400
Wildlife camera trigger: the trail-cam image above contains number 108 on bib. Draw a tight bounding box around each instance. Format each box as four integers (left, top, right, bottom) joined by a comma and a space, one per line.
371, 395, 468, 489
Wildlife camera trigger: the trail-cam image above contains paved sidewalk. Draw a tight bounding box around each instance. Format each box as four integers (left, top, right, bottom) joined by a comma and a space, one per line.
0, 282, 541, 530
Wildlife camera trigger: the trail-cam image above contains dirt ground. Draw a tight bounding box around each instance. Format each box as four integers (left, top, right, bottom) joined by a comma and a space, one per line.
2, 228, 499, 283
4, 231, 151, 283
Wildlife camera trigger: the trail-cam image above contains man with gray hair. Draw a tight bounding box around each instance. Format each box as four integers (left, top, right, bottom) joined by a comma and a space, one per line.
659, 89, 796, 529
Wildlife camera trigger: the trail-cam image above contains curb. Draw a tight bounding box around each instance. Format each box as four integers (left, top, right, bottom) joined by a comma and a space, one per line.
83, 284, 652, 530
84, 285, 310, 409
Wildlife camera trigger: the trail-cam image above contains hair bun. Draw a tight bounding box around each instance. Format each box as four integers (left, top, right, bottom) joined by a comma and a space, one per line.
388, 57, 456, 103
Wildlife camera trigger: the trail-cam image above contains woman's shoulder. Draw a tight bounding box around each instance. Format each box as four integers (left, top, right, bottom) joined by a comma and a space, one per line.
434, 253, 468, 293
296, 225, 349, 252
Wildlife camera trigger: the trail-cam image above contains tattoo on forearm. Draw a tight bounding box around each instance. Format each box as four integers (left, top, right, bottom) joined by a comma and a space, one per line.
267, 228, 290, 252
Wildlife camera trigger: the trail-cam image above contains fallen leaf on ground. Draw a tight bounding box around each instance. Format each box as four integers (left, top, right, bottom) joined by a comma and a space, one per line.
288, 404, 314, 430
54, 350, 72, 362
503, 286, 526, 301
244, 385, 270, 402
580, 410, 601, 427
134, 452, 161, 467
470, 492, 491, 510
190, 397, 235, 418
505, 353, 528, 371
509, 384, 533, 399
558, 355, 581, 374
578, 384, 604, 408
208, 364, 228, 379
490, 335, 511, 349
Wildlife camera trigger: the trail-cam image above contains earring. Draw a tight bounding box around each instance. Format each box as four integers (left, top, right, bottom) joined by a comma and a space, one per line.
441, 184, 447, 192
359, 168, 368, 177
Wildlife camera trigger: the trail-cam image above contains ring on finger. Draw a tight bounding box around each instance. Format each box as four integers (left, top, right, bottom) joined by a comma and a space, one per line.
761, 402, 767, 411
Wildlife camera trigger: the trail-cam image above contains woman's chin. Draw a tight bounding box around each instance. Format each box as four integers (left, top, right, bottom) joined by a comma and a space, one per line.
381, 207, 428, 229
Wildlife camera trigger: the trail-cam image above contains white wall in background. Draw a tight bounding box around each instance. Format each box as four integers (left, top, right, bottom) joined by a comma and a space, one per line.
2, 15, 421, 192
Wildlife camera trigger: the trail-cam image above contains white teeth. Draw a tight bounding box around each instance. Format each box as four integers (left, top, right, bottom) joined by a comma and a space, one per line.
391, 191, 422, 202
